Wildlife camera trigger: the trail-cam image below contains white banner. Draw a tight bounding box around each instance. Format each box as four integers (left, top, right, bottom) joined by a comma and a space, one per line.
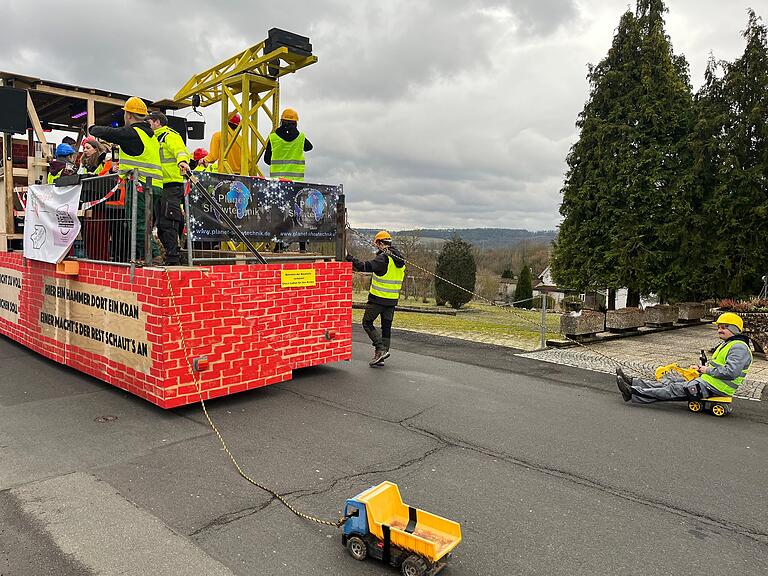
23, 184, 82, 264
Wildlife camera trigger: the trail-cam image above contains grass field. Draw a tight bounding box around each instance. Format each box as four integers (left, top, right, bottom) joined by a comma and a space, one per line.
352, 292, 561, 351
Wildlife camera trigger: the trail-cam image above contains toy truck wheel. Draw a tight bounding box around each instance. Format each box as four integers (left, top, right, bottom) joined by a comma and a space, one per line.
346, 536, 367, 561
688, 400, 703, 412
401, 554, 428, 576
710, 403, 728, 417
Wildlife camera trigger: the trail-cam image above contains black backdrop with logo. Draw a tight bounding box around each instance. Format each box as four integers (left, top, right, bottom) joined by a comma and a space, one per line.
188, 174, 340, 242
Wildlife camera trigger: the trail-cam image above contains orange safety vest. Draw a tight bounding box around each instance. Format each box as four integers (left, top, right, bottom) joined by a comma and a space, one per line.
99, 161, 127, 207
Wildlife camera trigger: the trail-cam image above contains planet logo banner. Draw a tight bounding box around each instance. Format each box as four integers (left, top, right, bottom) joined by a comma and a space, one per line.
188, 174, 340, 242
23, 184, 82, 263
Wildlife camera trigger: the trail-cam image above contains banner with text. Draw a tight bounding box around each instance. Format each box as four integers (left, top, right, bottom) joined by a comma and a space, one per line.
189, 174, 340, 242
23, 184, 82, 264
0, 268, 22, 324
39, 277, 152, 373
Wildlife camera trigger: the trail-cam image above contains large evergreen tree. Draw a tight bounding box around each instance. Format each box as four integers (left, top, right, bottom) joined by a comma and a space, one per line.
553, 0, 694, 305
711, 10, 768, 297
680, 55, 729, 299
434, 236, 476, 309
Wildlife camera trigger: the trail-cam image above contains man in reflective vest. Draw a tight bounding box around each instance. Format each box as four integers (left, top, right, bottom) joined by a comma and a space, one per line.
264, 108, 313, 181
347, 231, 406, 366
148, 111, 190, 266
90, 96, 163, 263
616, 312, 752, 403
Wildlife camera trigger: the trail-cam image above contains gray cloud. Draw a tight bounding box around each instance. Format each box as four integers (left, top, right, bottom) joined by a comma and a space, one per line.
0, 0, 752, 231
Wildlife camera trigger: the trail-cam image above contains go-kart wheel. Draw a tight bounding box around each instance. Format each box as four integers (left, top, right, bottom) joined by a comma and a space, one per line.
346, 535, 367, 561
688, 400, 703, 413
711, 403, 728, 417
401, 554, 428, 576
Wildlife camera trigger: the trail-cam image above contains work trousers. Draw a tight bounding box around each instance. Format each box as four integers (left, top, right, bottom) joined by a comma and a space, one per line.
630, 374, 722, 404
156, 183, 185, 265
362, 301, 396, 352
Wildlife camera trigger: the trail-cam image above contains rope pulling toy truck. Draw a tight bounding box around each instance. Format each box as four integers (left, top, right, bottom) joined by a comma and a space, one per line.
654, 349, 733, 417
342, 481, 462, 576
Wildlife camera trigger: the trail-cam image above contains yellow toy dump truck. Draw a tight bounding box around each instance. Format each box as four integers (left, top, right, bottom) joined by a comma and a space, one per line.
342, 481, 461, 575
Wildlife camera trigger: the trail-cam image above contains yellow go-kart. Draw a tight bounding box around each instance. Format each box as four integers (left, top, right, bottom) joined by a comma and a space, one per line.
655, 363, 733, 417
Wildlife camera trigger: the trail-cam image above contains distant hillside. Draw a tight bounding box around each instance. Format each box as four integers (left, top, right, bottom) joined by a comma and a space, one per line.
353, 228, 556, 249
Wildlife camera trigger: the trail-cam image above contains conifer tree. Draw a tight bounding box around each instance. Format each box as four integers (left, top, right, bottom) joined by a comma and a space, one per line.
514, 265, 533, 309
553, 0, 694, 305
434, 236, 476, 309
711, 10, 768, 296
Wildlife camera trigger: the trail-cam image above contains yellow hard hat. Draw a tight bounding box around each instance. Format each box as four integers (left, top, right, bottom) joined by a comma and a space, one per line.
714, 312, 743, 332
122, 96, 148, 116
281, 108, 299, 122
374, 230, 391, 243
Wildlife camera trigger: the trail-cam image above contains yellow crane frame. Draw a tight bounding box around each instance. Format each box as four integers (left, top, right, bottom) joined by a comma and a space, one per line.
174, 40, 317, 176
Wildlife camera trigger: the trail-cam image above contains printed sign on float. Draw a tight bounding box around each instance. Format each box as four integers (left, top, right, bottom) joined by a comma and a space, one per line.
0, 268, 22, 324
188, 174, 340, 242
39, 276, 152, 373
23, 184, 82, 263
281, 269, 316, 288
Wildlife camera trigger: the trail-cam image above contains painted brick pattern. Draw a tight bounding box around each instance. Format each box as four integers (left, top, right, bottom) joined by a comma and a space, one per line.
0, 252, 352, 409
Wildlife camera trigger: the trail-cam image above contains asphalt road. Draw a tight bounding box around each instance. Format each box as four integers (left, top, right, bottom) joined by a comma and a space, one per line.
1, 326, 767, 576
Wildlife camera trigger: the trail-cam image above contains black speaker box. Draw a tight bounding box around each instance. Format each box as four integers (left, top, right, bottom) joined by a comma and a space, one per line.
166, 116, 187, 144
266, 28, 312, 56
0, 86, 28, 134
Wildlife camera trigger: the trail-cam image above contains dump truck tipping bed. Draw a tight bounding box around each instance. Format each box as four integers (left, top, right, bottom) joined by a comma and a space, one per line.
354, 481, 462, 563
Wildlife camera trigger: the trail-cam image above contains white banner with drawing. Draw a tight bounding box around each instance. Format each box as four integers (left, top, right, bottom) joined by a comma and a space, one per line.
23, 184, 82, 264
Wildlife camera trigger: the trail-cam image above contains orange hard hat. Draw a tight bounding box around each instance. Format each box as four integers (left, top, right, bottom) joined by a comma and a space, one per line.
281, 108, 299, 122
374, 230, 391, 243
122, 96, 148, 116
193, 148, 208, 162
228, 113, 241, 126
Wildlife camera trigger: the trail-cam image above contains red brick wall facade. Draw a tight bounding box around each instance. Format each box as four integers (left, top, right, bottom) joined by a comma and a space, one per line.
0, 252, 352, 409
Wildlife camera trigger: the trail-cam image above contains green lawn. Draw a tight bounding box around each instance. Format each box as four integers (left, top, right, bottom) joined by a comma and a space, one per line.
352, 292, 561, 351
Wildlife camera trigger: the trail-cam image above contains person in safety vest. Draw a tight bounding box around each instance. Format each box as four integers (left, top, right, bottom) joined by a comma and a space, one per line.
199, 113, 243, 173
346, 231, 406, 366
147, 111, 190, 266
264, 108, 313, 181
48, 143, 77, 183
616, 312, 752, 404
89, 96, 163, 263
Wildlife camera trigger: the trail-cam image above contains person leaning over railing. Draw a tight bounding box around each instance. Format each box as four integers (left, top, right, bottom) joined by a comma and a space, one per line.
89, 97, 163, 263
79, 137, 114, 261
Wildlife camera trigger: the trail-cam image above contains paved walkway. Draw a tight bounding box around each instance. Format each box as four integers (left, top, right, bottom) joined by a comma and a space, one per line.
517, 324, 766, 400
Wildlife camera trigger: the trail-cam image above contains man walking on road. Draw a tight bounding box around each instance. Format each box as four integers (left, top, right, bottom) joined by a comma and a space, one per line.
616, 312, 752, 403
347, 231, 405, 366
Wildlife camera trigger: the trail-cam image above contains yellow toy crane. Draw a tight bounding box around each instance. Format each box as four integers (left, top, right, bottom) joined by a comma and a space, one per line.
173, 28, 316, 177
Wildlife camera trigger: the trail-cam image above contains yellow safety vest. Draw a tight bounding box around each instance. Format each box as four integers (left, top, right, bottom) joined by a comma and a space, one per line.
119, 127, 163, 185
155, 126, 190, 184
268, 132, 306, 181
700, 340, 752, 396
369, 255, 405, 300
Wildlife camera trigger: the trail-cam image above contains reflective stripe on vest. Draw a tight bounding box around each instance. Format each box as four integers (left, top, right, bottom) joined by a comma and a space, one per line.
269, 132, 306, 181
700, 340, 752, 395
119, 127, 163, 184
156, 126, 189, 184
369, 255, 405, 300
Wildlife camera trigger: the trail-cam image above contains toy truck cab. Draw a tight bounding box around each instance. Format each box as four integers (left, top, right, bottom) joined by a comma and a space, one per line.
342, 481, 461, 576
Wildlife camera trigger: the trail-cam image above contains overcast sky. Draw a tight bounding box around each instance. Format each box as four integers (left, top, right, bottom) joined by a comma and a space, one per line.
0, 1, 758, 231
